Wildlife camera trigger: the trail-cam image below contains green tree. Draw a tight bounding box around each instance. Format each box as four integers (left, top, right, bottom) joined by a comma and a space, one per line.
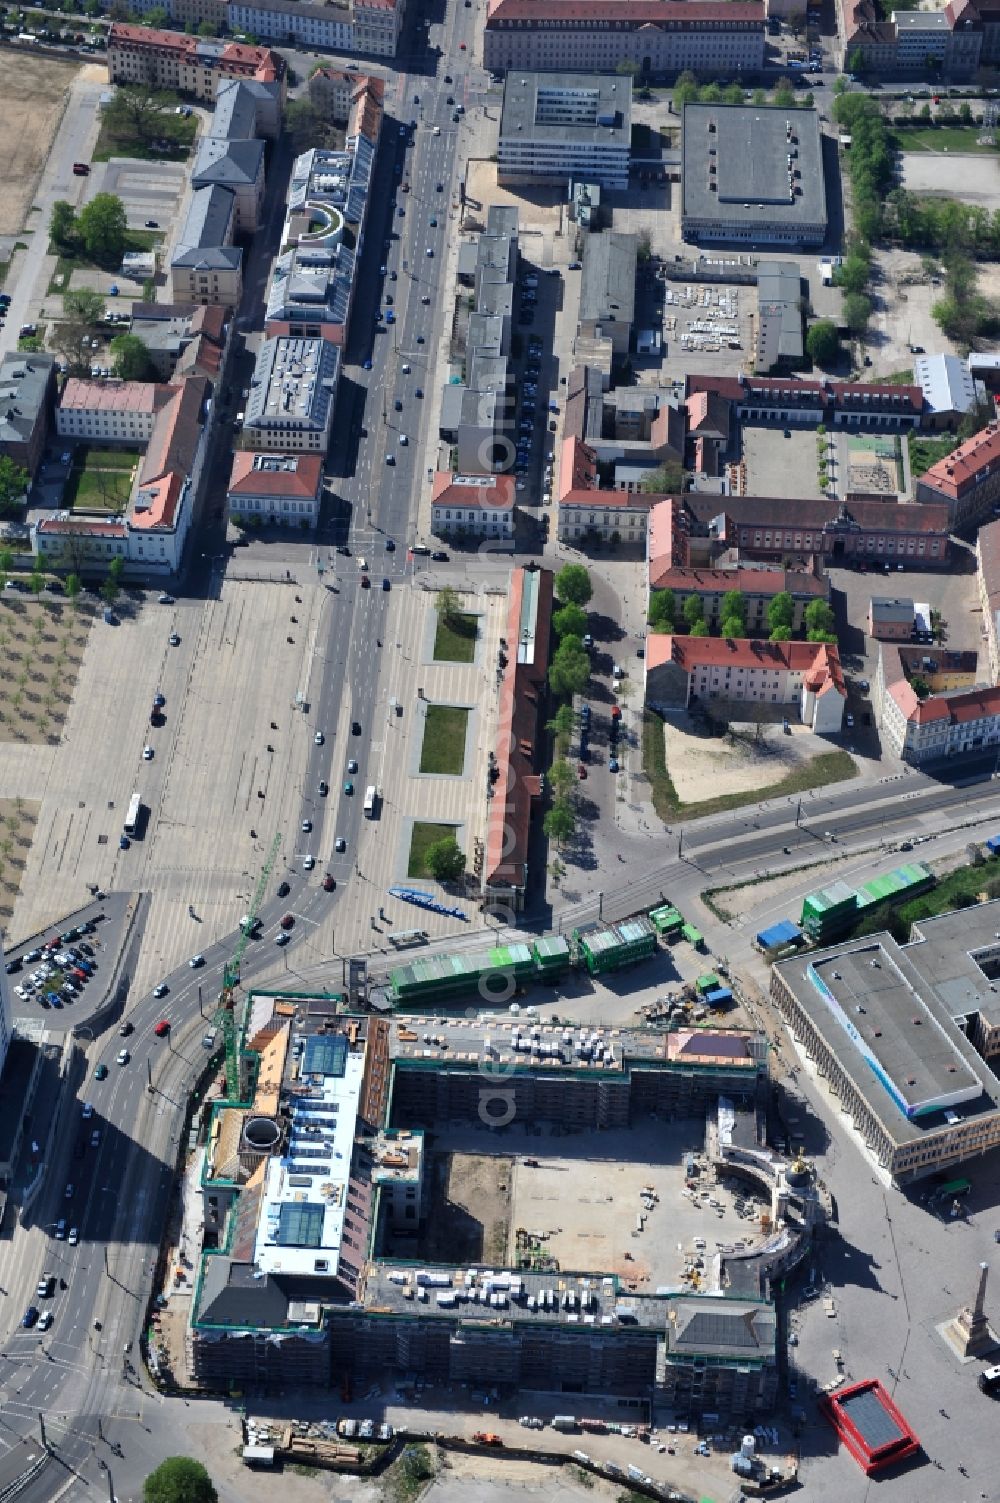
76, 193, 128, 263
65, 573, 82, 607
197, 17, 216, 32
835, 250, 871, 297
960, 100, 973, 125
109, 333, 151, 381
682, 593, 704, 630
548, 760, 576, 799
806, 319, 840, 366
28, 567, 45, 598
553, 602, 588, 641
804, 598, 837, 642
64, 288, 106, 326
615, 57, 640, 77
770, 625, 793, 642
641, 459, 685, 494
424, 836, 466, 884
548, 638, 591, 698
648, 587, 676, 631
0, 457, 29, 517
673, 70, 700, 111
773, 84, 796, 109
543, 799, 576, 848
285, 97, 338, 152
105, 84, 179, 145
719, 590, 745, 630
0, 546, 12, 590
435, 585, 461, 625
767, 591, 795, 635
843, 291, 872, 336
144, 1459, 218, 1503
49, 199, 76, 249
555, 563, 592, 608
688, 619, 710, 637
546, 704, 576, 742
144, 4, 168, 21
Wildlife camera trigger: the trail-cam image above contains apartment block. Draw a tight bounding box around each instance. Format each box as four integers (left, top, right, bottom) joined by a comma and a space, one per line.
191, 135, 265, 233
107, 24, 285, 101
915, 421, 1000, 527
498, 73, 631, 191
578, 231, 636, 358
0, 353, 56, 479
557, 435, 659, 543
978, 517, 1000, 685
841, 0, 983, 79
875, 642, 1000, 765
483, 0, 765, 78
170, 185, 241, 306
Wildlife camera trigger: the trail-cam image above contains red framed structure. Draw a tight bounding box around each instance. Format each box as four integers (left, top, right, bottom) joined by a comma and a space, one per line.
821, 1379, 921, 1475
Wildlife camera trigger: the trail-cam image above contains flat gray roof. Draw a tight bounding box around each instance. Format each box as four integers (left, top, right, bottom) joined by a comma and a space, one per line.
500, 72, 631, 148
775, 933, 1000, 1146
756, 260, 803, 366
682, 104, 827, 235
580, 230, 637, 327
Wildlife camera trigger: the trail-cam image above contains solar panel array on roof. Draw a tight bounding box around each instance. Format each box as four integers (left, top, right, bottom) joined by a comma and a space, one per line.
839, 1386, 907, 1454
303, 1034, 347, 1078
276, 1201, 326, 1249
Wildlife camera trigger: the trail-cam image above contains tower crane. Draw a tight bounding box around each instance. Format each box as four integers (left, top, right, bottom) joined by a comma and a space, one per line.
215, 832, 281, 1098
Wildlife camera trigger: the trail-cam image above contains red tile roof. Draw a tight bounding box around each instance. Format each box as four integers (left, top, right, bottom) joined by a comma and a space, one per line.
431, 472, 515, 510
484, 568, 553, 892
132, 377, 208, 531
228, 452, 323, 499
37, 518, 127, 538
646, 633, 845, 697
109, 23, 285, 81
650, 564, 826, 596
920, 421, 1000, 501
978, 517, 1000, 614
685, 370, 923, 416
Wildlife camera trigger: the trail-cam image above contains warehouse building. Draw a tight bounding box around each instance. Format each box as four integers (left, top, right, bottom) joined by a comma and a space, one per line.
681, 105, 828, 247
771, 918, 1000, 1183
498, 73, 632, 191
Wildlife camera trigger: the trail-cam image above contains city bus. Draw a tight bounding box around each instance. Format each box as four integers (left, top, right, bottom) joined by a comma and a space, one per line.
363, 785, 378, 819
123, 793, 143, 836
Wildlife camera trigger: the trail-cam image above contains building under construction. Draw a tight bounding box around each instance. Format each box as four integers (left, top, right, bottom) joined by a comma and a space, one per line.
182, 990, 810, 1421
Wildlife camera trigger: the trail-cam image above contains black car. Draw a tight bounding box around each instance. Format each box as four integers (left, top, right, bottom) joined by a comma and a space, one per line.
5, 958, 20, 974
277, 881, 290, 898
21, 1306, 38, 1329
352, 720, 362, 735
318, 780, 329, 797
431, 550, 449, 562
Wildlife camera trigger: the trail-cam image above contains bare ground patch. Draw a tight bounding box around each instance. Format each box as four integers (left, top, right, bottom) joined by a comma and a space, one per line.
663, 713, 822, 805
0, 798, 39, 926
0, 52, 85, 235
421, 1150, 512, 1265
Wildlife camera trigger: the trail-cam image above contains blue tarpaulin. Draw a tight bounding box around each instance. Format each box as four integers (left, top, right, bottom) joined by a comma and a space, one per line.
755, 919, 803, 950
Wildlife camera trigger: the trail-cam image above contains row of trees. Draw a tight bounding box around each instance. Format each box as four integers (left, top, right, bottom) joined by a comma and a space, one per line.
672, 70, 811, 114
542, 565, 598, 853
648, 588, 837, 645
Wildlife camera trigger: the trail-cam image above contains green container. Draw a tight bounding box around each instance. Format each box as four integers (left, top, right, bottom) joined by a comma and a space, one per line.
681, 923, 704, 950
533, 935, 572, 976
390, 942, 535, 1001
696, 973, 720, 994
574, 916, 656, 976
650, 904, 684, 935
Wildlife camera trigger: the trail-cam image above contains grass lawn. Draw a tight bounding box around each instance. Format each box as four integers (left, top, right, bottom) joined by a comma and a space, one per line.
92, 112, 198, 165
407, 821, 460, 878
891, 126, 998, 154
419, 705, 469, 775
642, 710, 857, 823
433, 610, 478, 663
909, 432, 960, 478
64, 450, 135, 513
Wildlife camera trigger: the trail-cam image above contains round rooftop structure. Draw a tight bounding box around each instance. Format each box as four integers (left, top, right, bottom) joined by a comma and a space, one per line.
243, 1115, 281, 1153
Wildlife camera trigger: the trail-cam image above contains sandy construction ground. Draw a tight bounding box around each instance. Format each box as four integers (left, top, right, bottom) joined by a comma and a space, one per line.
663, 715, 819, 805
0, 51, 86, 235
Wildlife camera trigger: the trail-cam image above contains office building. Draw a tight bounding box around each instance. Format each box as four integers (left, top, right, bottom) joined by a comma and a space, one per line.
191, 135, 265, 234
912, 352, 978, 430
557, 435, 660, 544
645, 634, 845, 733
243, 337, 340, 452
875, 642, 1000, 766
430, 472, 515, 540
840, 0, 983, 80
483, 0, 766, 79
127, 303, 229, 381
578, 230, 636, 357
754, 261, 804, 372
681, 104, 828, 247
771, 913, 1000, 1183
685, 371, 925, 432
498, 74, 631, 191
867, 597, 914, 641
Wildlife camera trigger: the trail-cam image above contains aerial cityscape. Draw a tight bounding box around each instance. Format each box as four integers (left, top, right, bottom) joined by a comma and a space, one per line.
5, 1, 1000, 1500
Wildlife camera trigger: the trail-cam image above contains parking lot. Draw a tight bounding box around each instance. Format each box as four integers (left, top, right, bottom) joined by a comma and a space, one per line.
827, 559, 983, 684
743, 425, 825, 498
95, 158, 187, 235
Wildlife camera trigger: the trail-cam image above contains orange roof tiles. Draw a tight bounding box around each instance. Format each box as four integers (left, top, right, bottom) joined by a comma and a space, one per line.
646, 632, 845, 695
921, 421, 1000, 501
431, 472, 515, 510
229, 452, 323, 498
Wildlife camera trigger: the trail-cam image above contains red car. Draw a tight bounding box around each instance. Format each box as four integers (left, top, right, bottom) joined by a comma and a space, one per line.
323, 874, 336, 892
611, 705, 622, 721
280, 913, 295, 930
153, 1019, 170, 1038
